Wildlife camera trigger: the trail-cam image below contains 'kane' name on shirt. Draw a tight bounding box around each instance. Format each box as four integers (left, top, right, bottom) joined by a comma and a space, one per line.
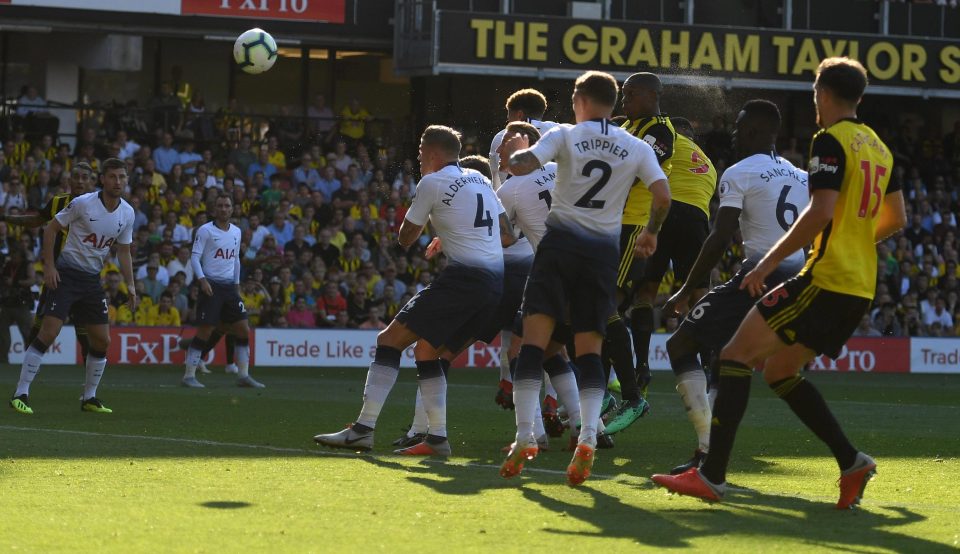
573, 139, 630, 159
441, 174, 487, 206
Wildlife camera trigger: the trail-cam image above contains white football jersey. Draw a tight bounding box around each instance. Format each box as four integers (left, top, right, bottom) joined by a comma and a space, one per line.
489, 119, 559, 190
497, 162, 557, 253
527, 120, 667, 240
718, 153, 809, 267
54, 191, 134, 274
406, 164, 505, 272
191, 221, 242, 285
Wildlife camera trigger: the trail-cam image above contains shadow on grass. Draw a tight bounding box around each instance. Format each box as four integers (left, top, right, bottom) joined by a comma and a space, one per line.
358, 455, 954, 552
199, 501, 253, 510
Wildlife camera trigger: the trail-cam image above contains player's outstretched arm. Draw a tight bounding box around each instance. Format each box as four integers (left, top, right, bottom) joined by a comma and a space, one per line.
741, 188, 838, 297
498, 213, 516, 248
41, 218, 63, 289
398, 218, 424, 248
117, 243, 138, 312
663, 206, 740, 316
634, 178, 671, 258
875, 190, 907, 242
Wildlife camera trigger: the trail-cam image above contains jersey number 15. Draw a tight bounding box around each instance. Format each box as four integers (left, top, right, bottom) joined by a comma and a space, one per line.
858, 161, 888, 218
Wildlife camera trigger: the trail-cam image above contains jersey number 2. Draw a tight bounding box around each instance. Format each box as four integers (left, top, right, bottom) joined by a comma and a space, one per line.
858, 161, 887, 218
474, 193, 493, 236
575, 160, 612, 209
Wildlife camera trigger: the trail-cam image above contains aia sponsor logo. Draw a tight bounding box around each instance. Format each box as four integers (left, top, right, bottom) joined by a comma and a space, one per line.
82, 233, 116, 249
214, 248, 237, 260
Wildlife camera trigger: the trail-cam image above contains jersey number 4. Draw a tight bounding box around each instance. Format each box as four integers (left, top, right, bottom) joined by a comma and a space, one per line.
474, 193, 494, 236
858, 161, 888, 218
575, 160, 612, 209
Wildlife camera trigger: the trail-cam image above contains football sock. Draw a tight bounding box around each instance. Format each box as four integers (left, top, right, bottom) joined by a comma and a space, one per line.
83, 349, 107, 400
225, 334, 236, 365
676, 369, 711, 452
533, 401, 546, 439
499, 331, 512, 382
513, 345, 544, 442
575, 353, 604, 448
76, 329, 90, 360
356, 346, 402, 429
417, 360, 447, 439
699, 360, 753, 485
15, 339, 48, 397
410, 388, 429, 435
708, 358, 720, 410
184, 337, 206, 379
543, 373, 557, 400
770, 375, 858, 471
630, 304, 655, 382
605, 315, 639, 401
203, 330, 223, 357
549, 371, 581, 428
234, 336, 251, 378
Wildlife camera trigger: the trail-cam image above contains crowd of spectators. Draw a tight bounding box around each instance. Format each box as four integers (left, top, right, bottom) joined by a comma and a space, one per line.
0, 83, 959, 342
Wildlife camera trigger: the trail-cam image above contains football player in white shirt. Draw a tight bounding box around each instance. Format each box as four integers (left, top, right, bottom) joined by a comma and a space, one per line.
314, 126, 514, 457
10, 158, 137, 415
659, 100, 809, 476
488, 89, 559, 190
181, 193, 261, 388
498, 71, 670, 484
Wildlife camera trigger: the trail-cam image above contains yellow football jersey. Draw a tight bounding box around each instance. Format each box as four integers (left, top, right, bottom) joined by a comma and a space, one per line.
669, 134, 717, 219
621, 116, 675, 226
800, 119, 897, 299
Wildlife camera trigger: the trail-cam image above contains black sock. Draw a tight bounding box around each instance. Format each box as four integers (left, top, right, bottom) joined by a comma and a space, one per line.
770, 376, 858, 471
630, 306, 654, 381
542, 354, 572, 378
574, 353, 605, 391
699, 360, 753, 484
203, 330, 223, 357
225, 334, 236, 364
76, 330, 90, 360
605, 316, 639, 401
516, 345, 545, 382
439, 358, 451, 377
508, 357, 518, 380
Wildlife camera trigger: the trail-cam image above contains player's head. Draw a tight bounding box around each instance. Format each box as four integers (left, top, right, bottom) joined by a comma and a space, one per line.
734, 100, 781, 158
214, 192, 234, 224
418, 125, 462, 176
70, 162, 95, 197
505, 89, 547, 123
496, 121, 541, 175
99, 158, 127, 199
671, 117, 695, 140
621, 72, 662, 120
572, 71, 619, 122
813, 57, 867, 127
458, 155, 492, 180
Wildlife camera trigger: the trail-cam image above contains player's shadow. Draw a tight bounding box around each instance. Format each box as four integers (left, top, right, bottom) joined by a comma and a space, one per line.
523, 483, 952, 552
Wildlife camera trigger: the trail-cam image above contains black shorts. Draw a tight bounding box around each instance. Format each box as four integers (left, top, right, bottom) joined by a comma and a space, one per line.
521, 228, 618, 336
33, 285, 87, 331
755, 273, 870, 359
476, 258, 532, 344
675, 260, 800, 351
197, 281, 248, 325
617, 224, 646, 293
395, 265, 503, 351
642, 200, 710, 288
43, 267, 108, 326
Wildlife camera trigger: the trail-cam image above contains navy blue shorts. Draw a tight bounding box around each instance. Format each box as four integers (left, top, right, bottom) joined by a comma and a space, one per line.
676, 260, 799, 350
476, 258, 532, 344
642, 201, 710, 289
44, 266, 108, 326
395, 265, 503, 351
197, 281, 247, 326
521, 228, 618, 336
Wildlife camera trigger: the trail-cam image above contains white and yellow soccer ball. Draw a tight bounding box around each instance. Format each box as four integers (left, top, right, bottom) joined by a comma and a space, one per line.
233, 28, 278, 74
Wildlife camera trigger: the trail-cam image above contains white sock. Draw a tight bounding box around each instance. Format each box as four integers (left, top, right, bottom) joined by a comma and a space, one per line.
543, 373, 557, 399
549, 372, 581, 428
357, 362, 399, 429
677, 371, 711, 452
410, 387, 429, 435
499, 331, 512, 382
708, 386, 718, 411
608, 367, 619, 384
83, 354, 107, 400
15, 346, 45, 397
577, 387, 604, 448
184, 347, 202, 379
513, 378, 540, 443
419, 375, 447, 438
533, 400, 546, 439
235, 341, 250, 378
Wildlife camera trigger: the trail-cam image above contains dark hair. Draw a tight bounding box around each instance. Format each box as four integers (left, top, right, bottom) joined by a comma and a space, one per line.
574, 71, 619, 108
504, 121, 541, 146
505, 89, 548, 120
624, 72, 663, 95
72, 162, 94, 176
101, 158, 126, 173
459, 155, 492, 179
815, 57, 868, 104
420, 125, 462, 158
160, 291, 173, 300
216, 192, 233, 203
740, 99, 782, 135
670, 117, 695, 139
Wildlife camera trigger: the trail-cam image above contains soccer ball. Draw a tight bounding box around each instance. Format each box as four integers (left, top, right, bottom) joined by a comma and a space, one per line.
233, 28, 278, 74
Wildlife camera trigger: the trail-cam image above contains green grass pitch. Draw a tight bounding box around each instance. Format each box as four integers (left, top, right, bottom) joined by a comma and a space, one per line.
1, 365, 958, 552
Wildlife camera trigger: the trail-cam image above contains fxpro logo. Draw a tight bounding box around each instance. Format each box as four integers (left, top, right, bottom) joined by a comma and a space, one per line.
810, 344, 876, 371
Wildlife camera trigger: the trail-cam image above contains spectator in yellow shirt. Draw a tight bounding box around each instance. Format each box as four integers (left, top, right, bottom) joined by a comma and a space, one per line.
240, 280, 269, 327
338, 98, 371, 146
149, 291, 182, 326
266, 136, 286, 170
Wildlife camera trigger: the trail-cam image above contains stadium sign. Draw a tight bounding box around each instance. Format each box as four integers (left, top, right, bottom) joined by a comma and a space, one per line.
423, 11, 960, 97
0, 0, 346, 23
